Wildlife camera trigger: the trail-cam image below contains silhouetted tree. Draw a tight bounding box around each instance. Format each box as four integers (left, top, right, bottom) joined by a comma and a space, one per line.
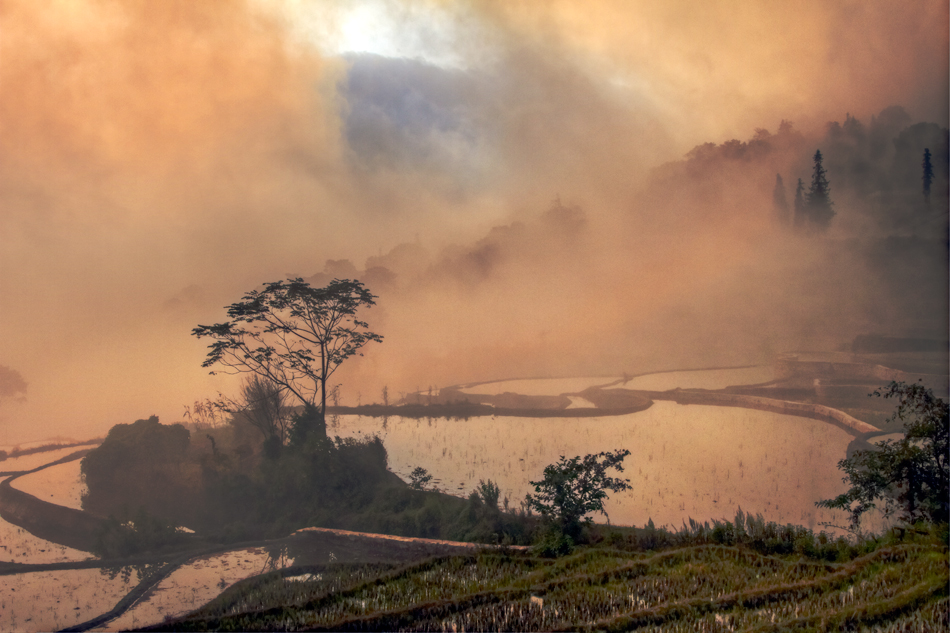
193, 278, 383, 438
806, 149, 835, 229
817, 382, 948, 529
525, 449, 631, 544
234, 375, 291, 449
793, 178, 806, 228
476, 479, 501, 510
922, 148, 934, 203
408, 466, 433, 490
772, 174, 790, 224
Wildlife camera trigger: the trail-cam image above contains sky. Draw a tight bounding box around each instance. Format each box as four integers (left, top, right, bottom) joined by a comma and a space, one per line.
0, 0, 947, 443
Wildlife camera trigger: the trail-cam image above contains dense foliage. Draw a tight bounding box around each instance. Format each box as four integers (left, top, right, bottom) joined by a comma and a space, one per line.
818, 381, 949, 529
525, 449, 631, 549
81, 416, 196, 523
80, 411, 537, 554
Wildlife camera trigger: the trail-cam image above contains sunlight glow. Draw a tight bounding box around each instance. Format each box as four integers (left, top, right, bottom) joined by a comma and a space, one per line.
261, 0, 471, 68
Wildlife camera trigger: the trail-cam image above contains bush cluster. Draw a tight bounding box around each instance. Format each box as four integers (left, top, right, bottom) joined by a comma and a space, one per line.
80, 411, 537, 555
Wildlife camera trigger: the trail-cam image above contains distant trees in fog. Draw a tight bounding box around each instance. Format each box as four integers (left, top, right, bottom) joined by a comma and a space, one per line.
922, 148, 934, 204
234, 375, 291, 451
660, 105, 947, 235
793, 178, 806, 228
776, 149, 834, 231
0, 364, 27, 406
772, 174, 789, 224
805, 150, 835, 229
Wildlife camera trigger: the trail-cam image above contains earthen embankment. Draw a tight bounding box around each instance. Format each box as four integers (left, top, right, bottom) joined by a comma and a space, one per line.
0, 449, 105, 552
602, 388, 878, 436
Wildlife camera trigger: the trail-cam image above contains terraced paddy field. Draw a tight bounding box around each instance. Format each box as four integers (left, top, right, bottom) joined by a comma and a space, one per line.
144, 538, 948, 632
329, 404, 864, 533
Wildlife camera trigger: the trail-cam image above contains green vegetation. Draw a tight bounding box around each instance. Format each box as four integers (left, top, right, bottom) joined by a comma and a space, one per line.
80, 411, 538, 555
525, 450, 631, 555
923, 147, 934, 202
81, 278, 549, 556
144, 522, 948, 632
818, 381, 949, 529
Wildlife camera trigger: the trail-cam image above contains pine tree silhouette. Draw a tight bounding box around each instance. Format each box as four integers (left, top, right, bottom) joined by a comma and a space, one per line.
922, 148, 934, 204
806, 150, 834, 229
773, 174, 790, 224
793, 178, 806, 228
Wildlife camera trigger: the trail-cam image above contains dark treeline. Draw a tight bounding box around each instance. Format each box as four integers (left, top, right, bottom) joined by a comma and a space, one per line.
649, 106, 948, 234
80, 411, 537, 558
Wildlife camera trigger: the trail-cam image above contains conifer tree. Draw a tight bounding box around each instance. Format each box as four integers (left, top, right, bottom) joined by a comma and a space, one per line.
806, 149, 834, 229
922, 148, 934, 204
793, 178, 806, 228
772, 174, 789, 224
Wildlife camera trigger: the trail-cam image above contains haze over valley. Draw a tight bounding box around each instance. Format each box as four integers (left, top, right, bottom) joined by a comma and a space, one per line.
0, 3, 947, 630
0, 0, 947, 442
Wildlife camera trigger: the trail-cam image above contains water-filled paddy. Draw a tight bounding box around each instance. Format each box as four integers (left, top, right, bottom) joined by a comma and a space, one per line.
457, 376, 620, 396
331, 402, 855, 531
0, 481, 92, 564
620, 366, 776, 391
0, 446, 92, 474
11, 460, 85, 511
0, 367, 882, 630
98, 547, 291, 631
0, 567, 134, 633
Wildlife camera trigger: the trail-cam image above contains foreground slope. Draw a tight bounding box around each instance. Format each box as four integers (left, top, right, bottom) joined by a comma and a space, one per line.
144, 538, 947, 632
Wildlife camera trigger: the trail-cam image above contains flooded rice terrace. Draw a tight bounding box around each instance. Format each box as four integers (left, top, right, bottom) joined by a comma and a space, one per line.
0, 455, 292, 632
0, 366, 869, 631
332, 402, 851, 531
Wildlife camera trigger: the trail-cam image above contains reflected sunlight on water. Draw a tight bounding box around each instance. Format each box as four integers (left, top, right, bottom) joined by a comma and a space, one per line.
11, 461, 85, 511
332, 403, 860, 532
0, 447, 93, 474
99, 547, 290, 631
621, 366, 776, 391
1, 367, 889, 631
457, 376, 620, 396
0, 567, 131, 632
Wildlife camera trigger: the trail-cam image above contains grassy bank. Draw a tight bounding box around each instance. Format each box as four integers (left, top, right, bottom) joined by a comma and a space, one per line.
141, 526, 947, 632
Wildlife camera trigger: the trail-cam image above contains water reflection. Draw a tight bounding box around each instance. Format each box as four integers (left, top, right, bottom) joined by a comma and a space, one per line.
0, 510, 91, 564
330, 404, 858, 531
11, 460, 85, 511
621, 366, 776, 391
98, 547, 288, 631
0, 567, 131, 633
0, 446, 94, 474
458, 376, 620, 396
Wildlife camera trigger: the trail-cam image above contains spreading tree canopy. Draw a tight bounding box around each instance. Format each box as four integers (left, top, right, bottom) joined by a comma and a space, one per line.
192, 278, 383, 435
